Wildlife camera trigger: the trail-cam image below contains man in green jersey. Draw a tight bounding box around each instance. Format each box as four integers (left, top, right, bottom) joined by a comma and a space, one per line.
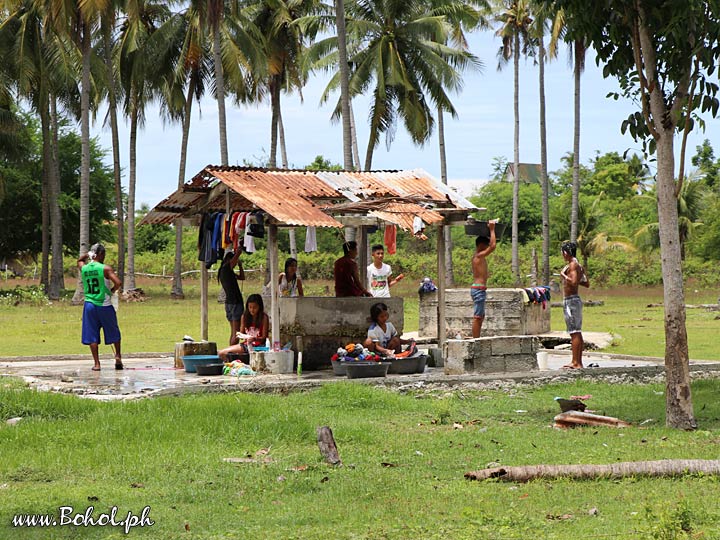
77, 243, 123, 371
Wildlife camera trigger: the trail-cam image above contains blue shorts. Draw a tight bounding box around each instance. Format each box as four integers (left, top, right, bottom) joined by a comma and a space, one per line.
225, 302, 244, 322
471, 287, 487, 318
82, 302, 121, 345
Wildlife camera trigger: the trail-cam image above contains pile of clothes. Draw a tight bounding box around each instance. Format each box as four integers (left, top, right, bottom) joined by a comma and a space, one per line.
521, 286, 551, 309
418, 277, 438, 294
331, 343, 382, 363
223, 360, 256, 377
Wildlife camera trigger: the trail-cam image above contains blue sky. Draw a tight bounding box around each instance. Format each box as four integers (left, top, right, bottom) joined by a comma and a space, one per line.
94, 29, 720, 207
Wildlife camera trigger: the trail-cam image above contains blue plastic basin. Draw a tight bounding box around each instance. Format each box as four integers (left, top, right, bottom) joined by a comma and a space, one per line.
182, 355, 221, 373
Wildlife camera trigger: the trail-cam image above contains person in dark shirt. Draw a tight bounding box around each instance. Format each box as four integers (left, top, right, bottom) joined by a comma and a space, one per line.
334, 241, 371, 297
218, 250, 245, 345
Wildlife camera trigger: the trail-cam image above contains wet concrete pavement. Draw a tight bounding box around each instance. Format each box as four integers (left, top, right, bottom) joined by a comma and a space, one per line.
2, 343, 716, 401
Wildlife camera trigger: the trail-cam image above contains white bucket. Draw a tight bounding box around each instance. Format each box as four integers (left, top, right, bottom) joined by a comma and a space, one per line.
250, 351, 294, 374
537, 351, 549, 370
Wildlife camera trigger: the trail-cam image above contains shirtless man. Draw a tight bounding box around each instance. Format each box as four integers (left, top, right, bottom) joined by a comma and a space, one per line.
560, 241, 590, 368
471, 221, 497, 338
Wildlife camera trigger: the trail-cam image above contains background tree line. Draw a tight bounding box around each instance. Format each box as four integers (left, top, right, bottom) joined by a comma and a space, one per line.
2, 110, 719, 290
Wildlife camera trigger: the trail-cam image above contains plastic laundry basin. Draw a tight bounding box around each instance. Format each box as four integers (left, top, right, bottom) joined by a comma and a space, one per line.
387, 357, 419, 375
345, 362, 390, 379
182, 355, 220, 373
332, 360, 374, 376
195, 363, 225, 376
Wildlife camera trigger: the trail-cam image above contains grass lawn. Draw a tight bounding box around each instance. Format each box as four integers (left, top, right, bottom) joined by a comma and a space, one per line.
554, 287, 720, 360
2, 278, 719, 360
2, 379, 720, 539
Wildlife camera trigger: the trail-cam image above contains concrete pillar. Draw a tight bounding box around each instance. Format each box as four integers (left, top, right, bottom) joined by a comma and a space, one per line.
269, 224, 280, 347
437, 223, 446, 354
200, 263, 208, 340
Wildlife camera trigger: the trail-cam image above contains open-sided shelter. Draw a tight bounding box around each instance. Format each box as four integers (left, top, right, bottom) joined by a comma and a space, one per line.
140, 166, 480, 363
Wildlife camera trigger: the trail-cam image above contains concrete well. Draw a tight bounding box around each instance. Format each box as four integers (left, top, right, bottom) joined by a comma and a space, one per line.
444, 335, 539, 375
278, 296, 404, 369
419, 288, 551, 338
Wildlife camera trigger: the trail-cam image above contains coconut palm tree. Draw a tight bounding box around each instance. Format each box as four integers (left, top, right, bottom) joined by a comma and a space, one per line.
245, 0, 319, 169
147, 1, 260, 296
207, 0, 228, 166
530, 1, 561, 285
547, 7, 585, 243
117, 0, 173, 290
432, 0, 489, 287
100, 0, 126, 287
0, 0, 73, 299
634, 174, 707, 261
311, 0, 480, 170
148, 2, 212, 298
334, 0, 352, 170
536, 20, 550, 284
495, 0, 534, 285
38, 0, 106, 302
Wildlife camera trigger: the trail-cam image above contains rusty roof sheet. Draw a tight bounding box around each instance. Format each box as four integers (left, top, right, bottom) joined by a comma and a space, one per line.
212, 169, 343, 228
369, 202, 444, 231
140, 166, 476, 227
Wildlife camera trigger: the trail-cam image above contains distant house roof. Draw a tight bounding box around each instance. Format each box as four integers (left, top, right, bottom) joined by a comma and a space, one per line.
140, 166, 477, 231
504, 163, 542, 184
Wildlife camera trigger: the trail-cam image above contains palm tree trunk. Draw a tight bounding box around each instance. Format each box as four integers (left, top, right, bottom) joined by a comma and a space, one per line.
72, 21, 92, 304
213, 28, 228, 166
277, 104, 297, 257
126, 97, 138, 290
278, 104, 288, 169
172, 78, 196, 299
49, 95, 64, 299
466, 460, 720, 483
269, 78, 280, 168
334, 0, 353, 170
364, 136, 375, 171
437, 106, 453, 287
511, 32, 520, 285
349, 99, 360, 170
538, 35, 550, 285
104, 18, 125, 287
570, 41, 582, 243
40, 98, 50, 291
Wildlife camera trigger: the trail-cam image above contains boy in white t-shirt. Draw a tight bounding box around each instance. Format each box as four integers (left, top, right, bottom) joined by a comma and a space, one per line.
367, 244, 404, 297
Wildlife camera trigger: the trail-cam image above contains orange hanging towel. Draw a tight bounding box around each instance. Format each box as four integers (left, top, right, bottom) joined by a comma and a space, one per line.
384, 224, 397, 254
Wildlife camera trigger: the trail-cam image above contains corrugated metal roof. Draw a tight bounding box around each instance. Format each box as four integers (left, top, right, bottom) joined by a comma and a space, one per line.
140, 166, 476, 228
212, 169, 342, 228
369, 202, 444, 231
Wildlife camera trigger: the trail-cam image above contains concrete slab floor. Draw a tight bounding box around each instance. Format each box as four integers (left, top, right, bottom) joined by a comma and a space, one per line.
0, 348, 717, 401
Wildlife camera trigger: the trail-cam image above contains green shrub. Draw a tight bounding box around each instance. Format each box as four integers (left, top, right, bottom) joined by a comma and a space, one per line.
0, 285, 49, 306
47, 227, 719, 290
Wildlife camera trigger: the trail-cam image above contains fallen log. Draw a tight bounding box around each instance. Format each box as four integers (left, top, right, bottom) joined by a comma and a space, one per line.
554, 410, 631, 429
316, 426, 342, 466
465, 459, 720, 482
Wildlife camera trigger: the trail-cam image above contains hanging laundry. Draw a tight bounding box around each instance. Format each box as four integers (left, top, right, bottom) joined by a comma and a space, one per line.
384, 224, 397, 254
304, 226, 317, 252
222, 213, 233, 249
198, 212, 219, 268
523, 286, 551, 309
413, 216, 425, 235
212, 213, 224, 260
244, 216, 256, 253
230, 212, 241, 251
247, 211, 265, 238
